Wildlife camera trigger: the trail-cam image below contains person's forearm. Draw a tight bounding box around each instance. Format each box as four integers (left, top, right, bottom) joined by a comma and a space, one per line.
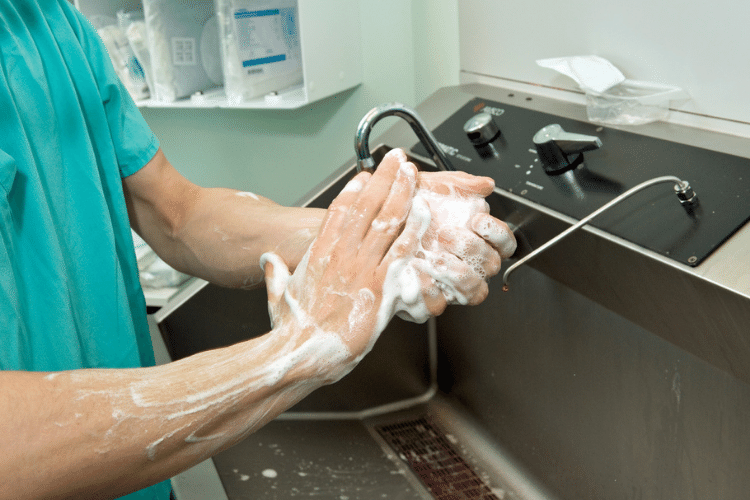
168, 187, 326, 288
123, 149, 326, 289
1, 325, 340, 500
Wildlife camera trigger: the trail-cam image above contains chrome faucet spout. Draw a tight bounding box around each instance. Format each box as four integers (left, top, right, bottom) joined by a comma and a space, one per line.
355, 103, 456, 173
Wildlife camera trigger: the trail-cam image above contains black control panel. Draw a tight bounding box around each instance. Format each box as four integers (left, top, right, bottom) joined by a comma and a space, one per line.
413, 97, 750, 266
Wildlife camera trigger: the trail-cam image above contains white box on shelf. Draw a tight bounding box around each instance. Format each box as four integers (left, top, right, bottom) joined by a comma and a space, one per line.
141, 0, 223, 102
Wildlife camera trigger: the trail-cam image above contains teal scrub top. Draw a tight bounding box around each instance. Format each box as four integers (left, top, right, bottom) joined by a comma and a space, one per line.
0, 1, 170, 498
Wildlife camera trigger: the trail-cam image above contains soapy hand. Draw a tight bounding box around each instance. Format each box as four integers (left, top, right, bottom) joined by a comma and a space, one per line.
260, 149, 516, 381
373, 150, 516, 327
260, 151, 421, 381
411, 167, 517, 305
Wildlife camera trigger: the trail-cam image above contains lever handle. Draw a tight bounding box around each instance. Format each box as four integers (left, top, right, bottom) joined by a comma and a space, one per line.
533, 124, 603, 174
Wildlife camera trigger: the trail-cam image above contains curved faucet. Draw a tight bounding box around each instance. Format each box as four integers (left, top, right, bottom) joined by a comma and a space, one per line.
355, 103, 456, 173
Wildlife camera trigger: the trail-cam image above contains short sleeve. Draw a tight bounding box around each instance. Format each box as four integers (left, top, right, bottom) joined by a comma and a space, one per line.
62, 2, 159, 178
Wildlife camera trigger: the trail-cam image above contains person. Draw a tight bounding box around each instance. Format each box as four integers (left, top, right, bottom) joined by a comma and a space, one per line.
0, 1, 516, 499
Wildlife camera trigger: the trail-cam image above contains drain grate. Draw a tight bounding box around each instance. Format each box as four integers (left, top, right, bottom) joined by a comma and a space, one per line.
376, 417, 500, 500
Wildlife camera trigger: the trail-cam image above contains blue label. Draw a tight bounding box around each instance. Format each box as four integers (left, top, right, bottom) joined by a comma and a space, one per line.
234, 9, 280, 19
242, 54, 287, 67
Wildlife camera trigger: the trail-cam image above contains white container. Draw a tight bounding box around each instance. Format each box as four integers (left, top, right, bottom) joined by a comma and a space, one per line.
216, 0, 303, 103
91, 16, 150, 101
142, 0, 224, 102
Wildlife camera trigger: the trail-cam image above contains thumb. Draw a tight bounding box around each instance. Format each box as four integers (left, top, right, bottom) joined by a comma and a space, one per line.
260, 252, 291, 326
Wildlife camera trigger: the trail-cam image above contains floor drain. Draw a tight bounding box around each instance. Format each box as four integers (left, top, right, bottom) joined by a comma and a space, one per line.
376, 417, 500, 500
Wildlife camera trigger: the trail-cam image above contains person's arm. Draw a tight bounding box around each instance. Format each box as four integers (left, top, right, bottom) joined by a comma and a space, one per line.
2, 335, 325, 500
122, 148, 516, 296
1, 154, 421, 500
122, 148, 326, 289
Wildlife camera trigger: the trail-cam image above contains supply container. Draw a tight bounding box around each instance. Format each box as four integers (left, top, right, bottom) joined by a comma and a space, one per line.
585, 79, 688, 125
215, 0, 303, 103
117, 10, 155, 97
91, 16, 150, 101
142, 0, 224, 102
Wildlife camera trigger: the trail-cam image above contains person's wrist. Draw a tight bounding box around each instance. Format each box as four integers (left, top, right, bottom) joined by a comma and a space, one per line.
266, 321, 358, 388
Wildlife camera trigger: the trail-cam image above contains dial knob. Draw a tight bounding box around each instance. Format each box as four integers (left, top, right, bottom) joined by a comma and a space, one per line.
464, 112, 501, 146
533, 124, 602, 174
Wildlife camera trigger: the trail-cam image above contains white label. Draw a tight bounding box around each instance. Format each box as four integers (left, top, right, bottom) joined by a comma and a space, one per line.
438, 142, 458, 156
483, 106, 505, 117
232, 5, 299, 74
171, 37, 197, 66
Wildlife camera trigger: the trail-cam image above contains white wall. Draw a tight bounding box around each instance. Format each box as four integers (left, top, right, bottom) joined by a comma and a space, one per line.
459, 0, 750, 125
413, 0, 459, 105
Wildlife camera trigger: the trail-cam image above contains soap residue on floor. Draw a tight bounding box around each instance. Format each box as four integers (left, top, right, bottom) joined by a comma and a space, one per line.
262, 468, 278, 478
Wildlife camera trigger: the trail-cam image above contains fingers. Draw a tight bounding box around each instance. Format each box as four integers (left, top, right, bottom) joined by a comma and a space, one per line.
260, 252, 291, 327
431, 256, 489, 306
470, 213, 517, 259
416, 268, 448, 316
437, 226, 502, 280
260, 252, 290, 301
384, 260, 447, 325
418, 171, 495, 198
412, 255, 488, 307
337, 149, 414, 254
358, 160, 418, 265
311, 172, 371, 261
378, 193, 431, 279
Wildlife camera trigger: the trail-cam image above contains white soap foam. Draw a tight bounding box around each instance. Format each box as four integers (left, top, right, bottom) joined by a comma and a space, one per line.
374, 177, 510, 331
236, 191, 260, 200
341, 178, 365, 194
259, 150, 516, 369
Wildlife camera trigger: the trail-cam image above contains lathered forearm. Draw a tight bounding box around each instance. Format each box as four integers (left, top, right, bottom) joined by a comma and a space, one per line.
0, 324, 340, 500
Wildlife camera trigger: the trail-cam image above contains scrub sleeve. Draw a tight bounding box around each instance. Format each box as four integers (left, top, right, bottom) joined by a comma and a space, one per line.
0, 1, 169, 498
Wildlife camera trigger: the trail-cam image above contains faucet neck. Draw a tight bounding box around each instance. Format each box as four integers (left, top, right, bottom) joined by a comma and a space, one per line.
355, 103, 455, 172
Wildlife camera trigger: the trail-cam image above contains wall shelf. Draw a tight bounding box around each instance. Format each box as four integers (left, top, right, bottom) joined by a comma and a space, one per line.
74, 0, 362, 109
134, 85, 310, 109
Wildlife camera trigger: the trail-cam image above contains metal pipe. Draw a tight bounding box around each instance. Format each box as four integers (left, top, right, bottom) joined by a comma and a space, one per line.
502, 176, 697, 291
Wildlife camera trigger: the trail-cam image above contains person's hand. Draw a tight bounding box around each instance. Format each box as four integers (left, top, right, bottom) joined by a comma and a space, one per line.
364, 149, 517, 325
407, 165, 517, 310
260, 149, 422, 383
259, 148, 516, 383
